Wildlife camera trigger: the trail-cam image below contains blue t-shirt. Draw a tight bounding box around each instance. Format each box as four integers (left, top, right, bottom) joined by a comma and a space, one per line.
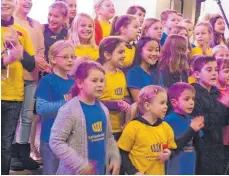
160, 32, 168, 46
127, 65, 164, 90
165, 111, 196, 175
80, 101, 107, 175
35, 74, 74, 142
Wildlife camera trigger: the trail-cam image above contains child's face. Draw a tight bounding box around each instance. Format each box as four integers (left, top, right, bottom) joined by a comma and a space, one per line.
141, 40, 160, 66
110, 42, 126, 68
194, 25, 211, 46
1, 0, 16, 19
178, 29, 188, 40
197, 61, 218, 88
78, 69, 105, 98
66, 0, 77, 19
173, 89, 195, 115
218, 67, 229, 87
48, 7, 66, 31
53, 47, 75, 72
125, 19, 139, 42
214, 48, 229, 60
134, 8, 145, 26
78, 16, 94, 43
183, 22, 194, 39
147, 92, 168, 119
97, 0, 115, 20
165, 13, 180, 30
17, 0, 32, 15
214, 18, 225, 34
146, 21, 163, 41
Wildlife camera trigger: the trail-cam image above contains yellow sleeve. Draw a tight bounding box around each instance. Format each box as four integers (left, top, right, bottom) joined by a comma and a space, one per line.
118, 121, 137, 151
163, 122, 177, 149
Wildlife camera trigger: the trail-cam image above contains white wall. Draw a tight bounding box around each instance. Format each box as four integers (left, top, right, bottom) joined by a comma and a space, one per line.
200, 0, 229, 38
28, 0, 158, 24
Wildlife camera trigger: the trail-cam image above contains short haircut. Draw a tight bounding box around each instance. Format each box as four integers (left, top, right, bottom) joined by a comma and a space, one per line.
126, 5, 146, 15
193, 55, 216, 72
49, 1, 68, 17
160, 9, 177, 22
168, 82, 195, 100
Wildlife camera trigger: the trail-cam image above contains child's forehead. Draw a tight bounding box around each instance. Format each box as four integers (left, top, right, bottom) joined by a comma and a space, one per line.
202, 61, 217, 69
179, 89, 195, 97
168, 12, 178, 19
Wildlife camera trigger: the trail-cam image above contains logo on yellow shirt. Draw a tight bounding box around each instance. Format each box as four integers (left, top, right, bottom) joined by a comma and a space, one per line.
92, 121, 102, 132
151, 143, 163, 152
114, 88, 123, 96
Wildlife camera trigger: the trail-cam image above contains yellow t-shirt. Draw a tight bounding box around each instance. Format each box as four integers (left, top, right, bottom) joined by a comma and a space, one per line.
118, 118, 177, 175
123, 45, 136, 67
1, 24, 35, 101
75, 45, 99, 61
100, 69, 128, 132
191, 46, 212, 56
100, 21, 111, 38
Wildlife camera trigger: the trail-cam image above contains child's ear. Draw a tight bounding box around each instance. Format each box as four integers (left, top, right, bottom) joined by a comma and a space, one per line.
194, 71, 200, 79
49, 56, 56, 65
170, 98, 178, 108
76, 79, 83, 89
162, 20, 166, 27
104, 51, 112, 61
120, 26, 126, 35
144, 102, 150, 111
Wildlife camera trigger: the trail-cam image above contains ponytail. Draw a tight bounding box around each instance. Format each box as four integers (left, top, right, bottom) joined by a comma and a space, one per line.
110, 16, 119, 36
71, 84, 80, 97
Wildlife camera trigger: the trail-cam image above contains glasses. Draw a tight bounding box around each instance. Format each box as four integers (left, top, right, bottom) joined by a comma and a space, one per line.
55, 55, 76, 60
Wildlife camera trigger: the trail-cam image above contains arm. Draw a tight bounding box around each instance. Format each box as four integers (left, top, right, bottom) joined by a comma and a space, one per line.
36, 97, 65, 117
175, 128, 196, 151
101, 100, 120, 111
21, 51, 35, 72
129, 88, 140, 102
49, 105, 88, 174
119, 148, 139, 175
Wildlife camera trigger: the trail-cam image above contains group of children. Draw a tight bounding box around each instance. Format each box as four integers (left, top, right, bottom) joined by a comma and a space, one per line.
1, 0, 229, 175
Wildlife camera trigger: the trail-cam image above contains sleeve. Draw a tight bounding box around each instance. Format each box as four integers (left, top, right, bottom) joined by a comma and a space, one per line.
36, 22, 45, 55
34, 77, 51, 100
163, 122, 177, 149
21, 51, 35, 72
49, 105, 88, 174
119, 148, 139, 175
118, 121, 137, 152
127, 68, 142, 90
21, 27, 35, 56
36, 97, 65, 117
1, 58, 6, 69
101, 100, 120, 111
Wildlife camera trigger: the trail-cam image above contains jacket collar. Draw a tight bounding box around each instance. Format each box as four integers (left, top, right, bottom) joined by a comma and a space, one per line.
1, 16, 14, 27
191, 83, 219, 95
134, 116, 163, 127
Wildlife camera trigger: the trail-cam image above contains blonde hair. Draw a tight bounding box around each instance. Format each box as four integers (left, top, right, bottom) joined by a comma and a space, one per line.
69, 13, 96, 47
141, 18, 161, 37
48, 40, 75, 66
212, 44, 229, 57
129, 85, 167, 120
195, 21, 213, 46
160, 9, 177, 23
180, 19, 193, 25
198, 12, 218, 23
49, 1, 68, 17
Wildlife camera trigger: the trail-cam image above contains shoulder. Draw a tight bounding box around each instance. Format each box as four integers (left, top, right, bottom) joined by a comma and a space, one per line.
13, 24, 29, 36
161, 121, 173, 130
127, 66, 141, 76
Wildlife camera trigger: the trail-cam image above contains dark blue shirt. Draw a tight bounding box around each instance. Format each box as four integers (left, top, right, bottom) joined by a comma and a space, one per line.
43, 24, 68, 62
80, 101, 107, 175
127, 65, 164, 90
35, 74, 74, 142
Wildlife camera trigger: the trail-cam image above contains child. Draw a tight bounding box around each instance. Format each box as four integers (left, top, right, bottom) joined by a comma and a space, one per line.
127, 37, 163, 102
118, 85, 177, 175
192, 21, 213, 56
165, 82, 205, 175
69, 13, 99, 61
191, 56, 226, 174
49, 60, 120, 175
216, 58, 229, 174
99, 37, 130, 140
177, 13, 184, 22
209, 14, 226, 48
43, 1, 68, 63
1, 0, 36, 174
13, 0, 48, 168
55, 0, 77, 29
35, 40, 75, 175
158, 34, 189, 88
212, 44, 229, 60
126, 5, 146, 27
180, 19, 195, 48
94, 0, 115, 45
110, 15, 140, 69
141, 18, 163, 41
160, 9, 179, 46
